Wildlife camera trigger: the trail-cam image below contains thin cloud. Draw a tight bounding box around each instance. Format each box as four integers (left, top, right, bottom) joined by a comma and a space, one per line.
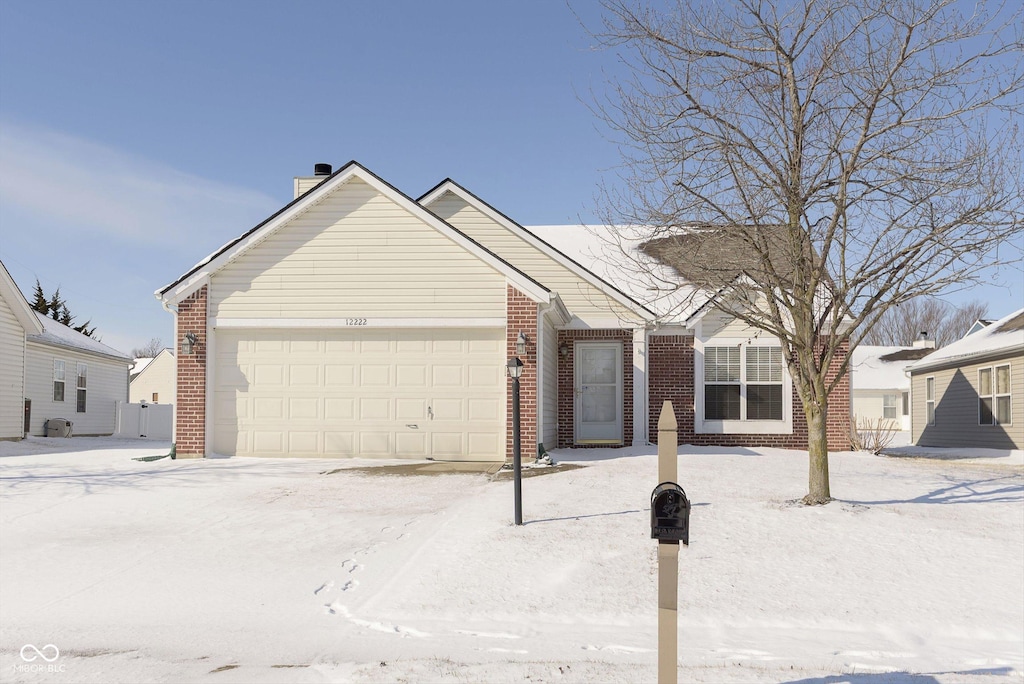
0, 120, 279, 248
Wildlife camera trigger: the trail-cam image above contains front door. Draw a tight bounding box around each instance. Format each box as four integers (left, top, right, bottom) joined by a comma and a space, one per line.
575, 342, 623, 444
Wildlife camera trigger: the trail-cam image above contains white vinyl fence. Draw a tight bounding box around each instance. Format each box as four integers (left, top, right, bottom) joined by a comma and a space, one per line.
115, 401, 173, 440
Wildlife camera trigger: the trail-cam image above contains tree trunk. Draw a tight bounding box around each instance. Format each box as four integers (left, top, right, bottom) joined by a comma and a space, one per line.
803, 403, 832, 505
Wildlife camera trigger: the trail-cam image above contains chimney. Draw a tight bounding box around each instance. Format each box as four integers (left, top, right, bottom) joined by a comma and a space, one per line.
913, 331, 936, 349
293, 162, 333, 199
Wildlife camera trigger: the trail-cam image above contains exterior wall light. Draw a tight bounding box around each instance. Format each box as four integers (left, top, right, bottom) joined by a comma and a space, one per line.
559, 342, 569, 358
506, 356, 524, 379
516, 331, 528, 356
181, 332, 199, 356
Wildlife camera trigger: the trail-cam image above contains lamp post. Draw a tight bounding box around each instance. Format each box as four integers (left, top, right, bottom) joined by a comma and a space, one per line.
506, 356, 524, 525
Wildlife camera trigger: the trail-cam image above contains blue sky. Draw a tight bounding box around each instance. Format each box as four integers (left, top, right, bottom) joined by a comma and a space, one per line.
0, 1, 1020, 354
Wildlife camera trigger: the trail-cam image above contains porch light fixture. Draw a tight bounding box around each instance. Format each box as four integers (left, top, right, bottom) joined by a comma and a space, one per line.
559, 342, 569, 358
181, 332, 199, 356
506, 356, 524, 379
516, 331, 528, 356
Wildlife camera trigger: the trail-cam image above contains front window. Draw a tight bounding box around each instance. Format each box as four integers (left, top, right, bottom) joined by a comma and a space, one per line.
926, 377, 935, 425
704, 345, 783, 421
53, 360, 65, 402
883, 394, 899, 420
980, 365, 1012, 425
76, 363, 87, 413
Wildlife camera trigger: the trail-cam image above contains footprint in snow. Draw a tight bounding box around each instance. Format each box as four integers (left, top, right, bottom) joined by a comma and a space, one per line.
340, 579, 358, 592
314, 581, 334, 595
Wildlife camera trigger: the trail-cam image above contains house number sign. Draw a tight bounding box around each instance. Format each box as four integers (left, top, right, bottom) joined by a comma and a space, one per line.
345, 318, 368, 326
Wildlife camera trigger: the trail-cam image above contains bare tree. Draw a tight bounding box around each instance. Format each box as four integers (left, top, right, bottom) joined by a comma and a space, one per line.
130, 338, 165, 359
593, 0, 1023, 503
864, 298, 990, 347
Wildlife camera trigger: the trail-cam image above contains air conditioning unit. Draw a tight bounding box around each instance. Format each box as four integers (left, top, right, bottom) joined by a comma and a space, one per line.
45, 418, 73, 438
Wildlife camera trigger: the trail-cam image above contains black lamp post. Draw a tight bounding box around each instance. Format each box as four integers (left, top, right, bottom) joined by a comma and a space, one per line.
506, 356, 524, 525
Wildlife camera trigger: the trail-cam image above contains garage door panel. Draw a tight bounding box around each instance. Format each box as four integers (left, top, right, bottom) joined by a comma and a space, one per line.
214, 328, 504, 460
325, 398, 354, 420
396, 398, 426, 420
289, 397, 319, 419
289, 365, 320, 386
396, 431, 426, 455
326, 365, 354, 385
359, 432, 391, 455
359, 397, 390, 420
254, 365, 284, 385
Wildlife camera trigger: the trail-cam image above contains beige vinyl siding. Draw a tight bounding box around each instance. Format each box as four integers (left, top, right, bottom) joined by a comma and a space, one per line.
702, 308, 760, 338
0, 295, 26, 439
428, 193, 642, 324
130, 350, 175, 404
541, 312, 558, 448
294, 176, 327, 198
25, 343, 129, 436
212, 178, 507, 320
852, 390, 903, 431
912, 353, 1024, 449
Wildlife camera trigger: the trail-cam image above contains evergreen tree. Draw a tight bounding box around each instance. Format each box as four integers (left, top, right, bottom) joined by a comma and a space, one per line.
28, 281, 98, 338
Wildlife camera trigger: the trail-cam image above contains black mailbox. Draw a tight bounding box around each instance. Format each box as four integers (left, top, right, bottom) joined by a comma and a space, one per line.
651, 482, 690, 545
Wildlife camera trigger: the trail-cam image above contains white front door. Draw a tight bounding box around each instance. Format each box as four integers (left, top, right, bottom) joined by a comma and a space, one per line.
575, 342, 623, 444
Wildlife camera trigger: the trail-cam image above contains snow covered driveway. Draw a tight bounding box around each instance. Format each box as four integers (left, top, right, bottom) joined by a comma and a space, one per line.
1, 437, 1021, 683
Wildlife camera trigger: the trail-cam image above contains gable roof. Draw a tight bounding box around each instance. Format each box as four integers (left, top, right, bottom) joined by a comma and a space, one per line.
157, 161, 550, 306
28, 312, 131, 362
0, 260, 44, 335
909, 308, 1024, 373
418, 180, 657, 321
131, 348, 172, 380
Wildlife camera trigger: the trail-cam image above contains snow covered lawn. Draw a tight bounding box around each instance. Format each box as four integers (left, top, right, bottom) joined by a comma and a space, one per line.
1, 437, 1021, 683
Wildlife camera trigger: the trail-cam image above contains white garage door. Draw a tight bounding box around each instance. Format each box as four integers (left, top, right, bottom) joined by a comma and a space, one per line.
213, 328, 505, 460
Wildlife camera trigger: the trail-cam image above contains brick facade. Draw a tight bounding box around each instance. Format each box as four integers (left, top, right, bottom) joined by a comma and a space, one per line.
556, 328, 634, 448
175, 286, 207, 458
506, 286, 539, 462
647, 334, 851, 450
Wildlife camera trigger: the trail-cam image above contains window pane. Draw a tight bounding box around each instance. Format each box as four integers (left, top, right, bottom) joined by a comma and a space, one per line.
77, 389, 87, 413
77, 364, 87, 389
746, 347, 782, 382
883, 394, 898, 419
705, 384, 741, 420
705, 347, 740, 382
53, 360, 65, 381
748, 384, 783, 420
927, 401, 935, 425
996, 365, 1010, 394
979, 368, 992, 396
926, 377, 934, 401
53, 382, 64, 402
980, 397, 993, 425
902, 391, 910, 416
995, 396, 1011, 425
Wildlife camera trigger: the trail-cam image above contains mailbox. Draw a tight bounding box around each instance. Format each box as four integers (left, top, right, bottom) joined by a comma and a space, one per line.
651, 481, 690, 545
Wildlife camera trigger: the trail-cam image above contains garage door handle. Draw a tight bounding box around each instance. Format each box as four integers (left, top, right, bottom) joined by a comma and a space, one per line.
406, 424, 419, 429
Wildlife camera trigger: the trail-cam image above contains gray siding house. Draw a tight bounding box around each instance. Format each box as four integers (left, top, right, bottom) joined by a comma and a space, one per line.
908, 308, 1024, 450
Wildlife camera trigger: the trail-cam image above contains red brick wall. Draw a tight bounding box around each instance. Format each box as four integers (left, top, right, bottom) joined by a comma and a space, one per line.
648, 335, 851, 451
175, 286, 207, 458
556, 329, 634, 448
506, 286, 539, 462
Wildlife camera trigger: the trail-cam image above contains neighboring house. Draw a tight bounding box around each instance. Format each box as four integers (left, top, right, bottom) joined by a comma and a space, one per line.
130, 348, 175, 404
0, 261, 44, 440
908, 307, 1024, 450
156, 161, 850, 460
25, 312, 132, 436
851, 344, 935, 432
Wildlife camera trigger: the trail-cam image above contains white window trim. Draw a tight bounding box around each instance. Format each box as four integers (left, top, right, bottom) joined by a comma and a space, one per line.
694, 335, 793, 435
